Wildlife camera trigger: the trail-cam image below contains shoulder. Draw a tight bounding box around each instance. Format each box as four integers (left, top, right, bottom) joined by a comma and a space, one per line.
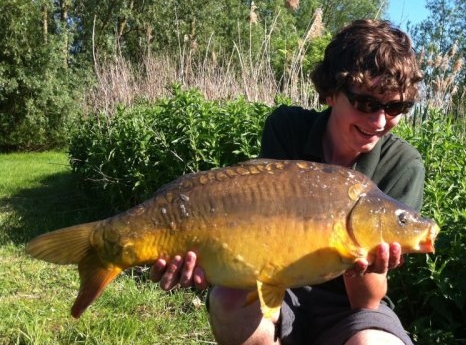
263, 105, 326, 142
379, 133, 423, 168
376, 133, 425, 210
265, 104, 318, 127
260, 105, 325, 160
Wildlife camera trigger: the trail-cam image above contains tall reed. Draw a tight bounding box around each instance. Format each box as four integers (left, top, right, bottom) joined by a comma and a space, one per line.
84, 11, 325, 115
414, 41, 465, 129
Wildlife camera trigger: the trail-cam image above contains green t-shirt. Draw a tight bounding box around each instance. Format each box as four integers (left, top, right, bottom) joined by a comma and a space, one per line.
260, 105, 425, 211
259, 105, 426, 296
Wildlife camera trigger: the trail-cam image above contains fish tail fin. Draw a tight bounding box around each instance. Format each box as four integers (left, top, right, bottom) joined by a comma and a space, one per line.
26, 222, 99, 264
71, 253, 122, 318
27, 221, 122, 318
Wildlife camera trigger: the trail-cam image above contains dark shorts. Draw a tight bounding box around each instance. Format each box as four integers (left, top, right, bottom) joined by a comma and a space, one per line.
280, 286, 414, 345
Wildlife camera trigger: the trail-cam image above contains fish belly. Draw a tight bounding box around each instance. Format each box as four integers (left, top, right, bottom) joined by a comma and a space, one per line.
131, 213, 352, 290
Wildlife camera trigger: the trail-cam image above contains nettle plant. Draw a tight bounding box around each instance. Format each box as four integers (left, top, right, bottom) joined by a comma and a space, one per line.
392, 110, 466, 344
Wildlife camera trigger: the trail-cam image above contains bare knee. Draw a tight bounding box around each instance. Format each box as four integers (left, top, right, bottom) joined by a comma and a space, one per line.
208, 286, 279, 345
345, 329, 405, 345
208, 286, 251, 312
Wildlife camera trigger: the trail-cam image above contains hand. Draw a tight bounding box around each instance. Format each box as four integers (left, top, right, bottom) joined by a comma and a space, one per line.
346, 242, 403, 276
149, 251, 209, 291
343, 242, 403, 309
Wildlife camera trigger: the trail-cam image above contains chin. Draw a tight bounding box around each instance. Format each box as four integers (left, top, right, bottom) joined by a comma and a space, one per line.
359, 142, 378, 153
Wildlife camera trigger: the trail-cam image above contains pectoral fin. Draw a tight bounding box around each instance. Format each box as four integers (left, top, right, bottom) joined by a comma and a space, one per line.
256, 280, 285, 320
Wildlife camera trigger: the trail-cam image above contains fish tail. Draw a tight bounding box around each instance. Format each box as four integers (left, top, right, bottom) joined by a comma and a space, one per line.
71, 253, 122, 318
26, 222, 99, 264
27, 221, 122, 317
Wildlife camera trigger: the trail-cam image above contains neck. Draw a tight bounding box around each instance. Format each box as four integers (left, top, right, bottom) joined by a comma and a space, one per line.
322, 143, 357, 167
323, 121, 359, 168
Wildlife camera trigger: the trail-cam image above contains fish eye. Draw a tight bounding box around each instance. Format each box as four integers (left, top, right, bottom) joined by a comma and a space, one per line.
397, 212, 408, 225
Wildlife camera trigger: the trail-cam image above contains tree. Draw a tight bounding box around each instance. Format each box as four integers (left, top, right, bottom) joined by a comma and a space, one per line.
0, 0, 82, 151
320, 0, 387, 33
408, 0, 465, 115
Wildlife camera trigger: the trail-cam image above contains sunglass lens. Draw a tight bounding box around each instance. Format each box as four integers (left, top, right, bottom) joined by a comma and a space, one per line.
385, 102, 413, 116
359, 100, 382, 113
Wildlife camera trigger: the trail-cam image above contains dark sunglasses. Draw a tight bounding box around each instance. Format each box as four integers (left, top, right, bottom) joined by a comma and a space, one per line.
343, 89, 414, 117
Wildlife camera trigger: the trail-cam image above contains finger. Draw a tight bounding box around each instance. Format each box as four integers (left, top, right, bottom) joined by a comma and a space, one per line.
388, 243, 402, 269
179, 252, 197, 288
193, 266, 209, 290
159, 255, 183, 290
354, 259, 369, 275
345, 258, 368, 278
372, 242, 390, 274
149, 258, 167, 283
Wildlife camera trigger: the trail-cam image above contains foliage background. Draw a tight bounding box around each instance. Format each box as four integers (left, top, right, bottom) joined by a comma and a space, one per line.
69, 85, 272, 209
1, 0, 466, 343
392, 113, 466, 344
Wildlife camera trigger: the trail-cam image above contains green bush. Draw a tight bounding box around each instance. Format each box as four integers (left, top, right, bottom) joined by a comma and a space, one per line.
392, 111, 466, 344
68, 85, 272, 209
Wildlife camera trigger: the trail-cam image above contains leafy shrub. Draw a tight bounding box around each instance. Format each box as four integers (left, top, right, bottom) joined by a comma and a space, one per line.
392, 111, 466, 344
69, 85, 273, 209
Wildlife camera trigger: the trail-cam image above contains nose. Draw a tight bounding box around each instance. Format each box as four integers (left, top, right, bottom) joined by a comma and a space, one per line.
368, 111, 387, 129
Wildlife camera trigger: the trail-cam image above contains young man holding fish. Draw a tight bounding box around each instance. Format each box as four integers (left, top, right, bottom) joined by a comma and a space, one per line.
151, 19, 423, 345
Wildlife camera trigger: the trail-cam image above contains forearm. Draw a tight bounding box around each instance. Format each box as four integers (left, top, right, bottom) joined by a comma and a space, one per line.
343, 242, 400, 310
343, 272, 388, 309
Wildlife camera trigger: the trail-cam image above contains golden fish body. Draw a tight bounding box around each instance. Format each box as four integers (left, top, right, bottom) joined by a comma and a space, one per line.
26, 159, 439, 319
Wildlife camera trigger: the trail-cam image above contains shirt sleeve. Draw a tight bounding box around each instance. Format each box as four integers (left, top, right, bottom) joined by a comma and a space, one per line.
259, 106, 292, 159
260, 105, 316, 160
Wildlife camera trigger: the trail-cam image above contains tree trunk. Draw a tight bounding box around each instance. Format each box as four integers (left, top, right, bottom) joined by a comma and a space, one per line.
41, 5, 48, 43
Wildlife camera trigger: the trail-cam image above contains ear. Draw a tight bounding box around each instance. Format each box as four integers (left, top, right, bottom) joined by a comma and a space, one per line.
326, 94, 336, 107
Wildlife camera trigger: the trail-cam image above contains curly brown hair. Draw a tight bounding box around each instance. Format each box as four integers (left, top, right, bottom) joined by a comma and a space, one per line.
311, 19, 423, 103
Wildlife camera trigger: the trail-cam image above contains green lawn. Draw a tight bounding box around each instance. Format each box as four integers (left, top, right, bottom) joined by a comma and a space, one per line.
0, 151, 214, 345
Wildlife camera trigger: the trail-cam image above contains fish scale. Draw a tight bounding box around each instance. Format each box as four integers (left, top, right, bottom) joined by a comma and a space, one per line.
26, 159, 439, 320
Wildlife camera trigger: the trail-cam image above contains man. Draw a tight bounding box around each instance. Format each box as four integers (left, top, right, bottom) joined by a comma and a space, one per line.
151, 19, 423, 345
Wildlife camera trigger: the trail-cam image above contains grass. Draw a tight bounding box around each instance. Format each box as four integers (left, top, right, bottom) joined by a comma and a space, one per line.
0, 151, 214, 345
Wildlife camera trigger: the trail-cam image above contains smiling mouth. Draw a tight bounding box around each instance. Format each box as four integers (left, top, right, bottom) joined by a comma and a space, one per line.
355, 126, 383, 137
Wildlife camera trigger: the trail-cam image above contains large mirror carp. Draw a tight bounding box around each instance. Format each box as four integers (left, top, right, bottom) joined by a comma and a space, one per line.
27, 159, 439, 319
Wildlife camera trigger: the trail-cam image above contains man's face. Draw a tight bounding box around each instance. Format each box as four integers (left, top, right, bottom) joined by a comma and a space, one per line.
326, 85, 410, 154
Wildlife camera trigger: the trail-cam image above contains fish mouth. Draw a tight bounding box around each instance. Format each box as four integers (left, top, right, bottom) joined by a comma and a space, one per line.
417, 223, 440, 253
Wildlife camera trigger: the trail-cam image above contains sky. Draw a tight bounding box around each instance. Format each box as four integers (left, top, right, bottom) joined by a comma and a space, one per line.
385, 0, 430, 30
